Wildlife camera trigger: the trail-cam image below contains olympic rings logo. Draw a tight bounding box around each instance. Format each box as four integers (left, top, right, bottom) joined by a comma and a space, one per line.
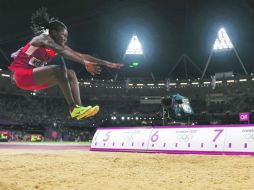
177, 134, 193, 142
124, 135, 136, 141
244, 134, 254, 141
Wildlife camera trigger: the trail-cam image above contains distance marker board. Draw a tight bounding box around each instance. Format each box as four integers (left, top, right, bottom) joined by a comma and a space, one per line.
90, 125, 254, 155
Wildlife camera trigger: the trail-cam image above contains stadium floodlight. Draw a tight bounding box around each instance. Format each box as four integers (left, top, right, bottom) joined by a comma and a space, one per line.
202, 27, 248, 79
125, 35, 143, 55
213, 28, 233, 51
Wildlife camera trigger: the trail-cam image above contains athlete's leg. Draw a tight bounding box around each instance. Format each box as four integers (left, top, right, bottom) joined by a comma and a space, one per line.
66, 69, 82, 106
32, 65, 75, 108
39, 68, 82, 105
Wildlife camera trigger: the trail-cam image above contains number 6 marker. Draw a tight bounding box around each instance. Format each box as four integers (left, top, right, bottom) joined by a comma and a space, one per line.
151, 131, 159, 142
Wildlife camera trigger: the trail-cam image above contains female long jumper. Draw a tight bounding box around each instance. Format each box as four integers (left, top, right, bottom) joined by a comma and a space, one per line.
9, 8, 123, 120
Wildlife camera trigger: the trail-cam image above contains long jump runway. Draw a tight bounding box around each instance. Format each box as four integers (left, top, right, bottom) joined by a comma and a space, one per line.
0, 142, 90, 151
1, 142, 254, 190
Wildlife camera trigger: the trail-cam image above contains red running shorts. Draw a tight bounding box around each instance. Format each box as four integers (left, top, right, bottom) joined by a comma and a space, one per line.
13, 68, 49, 91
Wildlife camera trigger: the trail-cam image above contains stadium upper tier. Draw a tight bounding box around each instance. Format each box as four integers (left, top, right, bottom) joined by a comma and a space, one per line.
0, 71, 253, 101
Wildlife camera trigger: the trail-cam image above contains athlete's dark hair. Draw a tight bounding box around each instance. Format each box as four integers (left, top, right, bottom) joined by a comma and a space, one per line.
31, 7, 67, 34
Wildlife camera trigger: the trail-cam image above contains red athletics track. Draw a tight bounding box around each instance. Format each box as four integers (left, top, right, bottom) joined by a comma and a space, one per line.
0, 142, 90, 151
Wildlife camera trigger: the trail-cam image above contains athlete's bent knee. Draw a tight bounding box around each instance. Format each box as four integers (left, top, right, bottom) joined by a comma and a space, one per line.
53, 66, 68, 82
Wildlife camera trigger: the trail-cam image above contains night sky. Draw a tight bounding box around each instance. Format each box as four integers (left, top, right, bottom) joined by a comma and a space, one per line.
1, 0, 254, 80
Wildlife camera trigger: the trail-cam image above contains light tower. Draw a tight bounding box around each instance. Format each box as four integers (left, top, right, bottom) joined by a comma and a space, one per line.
124, 34, 145, 68
201, 27, 248, 80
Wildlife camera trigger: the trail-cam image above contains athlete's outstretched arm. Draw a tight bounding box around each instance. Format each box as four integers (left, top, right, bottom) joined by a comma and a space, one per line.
31, 34, 86, 64
64, 45, 124, 69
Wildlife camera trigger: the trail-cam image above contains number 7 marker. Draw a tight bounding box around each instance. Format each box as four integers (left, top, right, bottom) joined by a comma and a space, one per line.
213, 129, 224, 142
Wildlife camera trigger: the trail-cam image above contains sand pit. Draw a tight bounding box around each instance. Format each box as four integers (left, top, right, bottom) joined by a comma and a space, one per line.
0, 148, 254, 190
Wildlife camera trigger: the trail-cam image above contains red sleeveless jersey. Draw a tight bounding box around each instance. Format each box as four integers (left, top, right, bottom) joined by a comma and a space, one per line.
8, 42, 56, 72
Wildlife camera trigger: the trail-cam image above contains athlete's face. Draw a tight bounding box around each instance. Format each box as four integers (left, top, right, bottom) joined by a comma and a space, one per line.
52, 28, 68, 46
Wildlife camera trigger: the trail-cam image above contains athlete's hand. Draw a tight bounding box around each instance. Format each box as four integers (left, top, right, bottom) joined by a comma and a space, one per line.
106, 61, 124, 69
85, 63, 102, 76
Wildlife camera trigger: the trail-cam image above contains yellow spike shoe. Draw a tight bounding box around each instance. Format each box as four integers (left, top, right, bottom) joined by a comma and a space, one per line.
70, 105, 92, 119
76, 105, 100, 120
